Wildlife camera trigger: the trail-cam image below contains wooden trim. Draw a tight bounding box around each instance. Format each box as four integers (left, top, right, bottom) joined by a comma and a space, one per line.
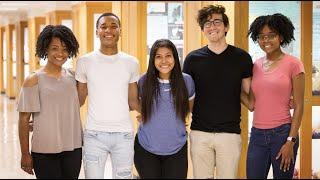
112, 1, 122, 51
5, 24, 15, 98
46, 10, 72, 26
183, 1, 202, 59
28, 17, 45, 73
234, 1, 249, 178
137, 2, 147, 73
300, 1, 312, 178
0, 27, 4, 93
15, 21, 27, 96
120, 1, 147, 73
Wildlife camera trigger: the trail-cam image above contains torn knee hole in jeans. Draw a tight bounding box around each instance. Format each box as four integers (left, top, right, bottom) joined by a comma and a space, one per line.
84, 154, 99, 165
115, 168, 132, 178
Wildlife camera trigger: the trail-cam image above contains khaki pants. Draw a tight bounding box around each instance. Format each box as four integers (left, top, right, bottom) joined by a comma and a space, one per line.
190, 130, 242, 179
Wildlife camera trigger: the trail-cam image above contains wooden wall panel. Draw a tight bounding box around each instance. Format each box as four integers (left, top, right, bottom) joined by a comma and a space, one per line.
300, 1, 312, 178
234, 1, 249, 178
28, 17, 45, 73
5, 24, 14, 99
46, 10, 72, 25
15, 21, 27, 97
0, 27, 4, 93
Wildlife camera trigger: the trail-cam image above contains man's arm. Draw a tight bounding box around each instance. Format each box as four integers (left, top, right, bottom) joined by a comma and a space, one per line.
128, 82, 141, 113
241, 77, 254, 111
77, 82, 88, 107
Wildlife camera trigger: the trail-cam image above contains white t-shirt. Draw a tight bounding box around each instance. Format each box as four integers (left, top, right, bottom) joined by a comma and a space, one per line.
75, 50, 140, 132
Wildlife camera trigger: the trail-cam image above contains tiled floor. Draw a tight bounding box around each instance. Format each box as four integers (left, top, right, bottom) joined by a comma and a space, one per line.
0, 95, 112, 179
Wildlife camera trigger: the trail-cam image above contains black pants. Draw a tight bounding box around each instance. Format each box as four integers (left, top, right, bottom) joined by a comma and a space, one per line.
134, 136, 188, 179
31, 148, 82, 179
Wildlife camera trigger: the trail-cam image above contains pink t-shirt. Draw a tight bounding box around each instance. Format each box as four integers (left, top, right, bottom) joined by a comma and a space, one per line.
251, 54, 305, 129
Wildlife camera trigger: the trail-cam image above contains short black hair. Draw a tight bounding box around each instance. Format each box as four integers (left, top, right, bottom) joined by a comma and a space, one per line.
197, 4, 229, 31
248, 13, 295, 47
35, 25, 79, 59
96, 13, 121, 29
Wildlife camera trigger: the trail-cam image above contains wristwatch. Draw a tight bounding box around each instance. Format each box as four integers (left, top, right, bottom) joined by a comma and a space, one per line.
287, 136, 297, 143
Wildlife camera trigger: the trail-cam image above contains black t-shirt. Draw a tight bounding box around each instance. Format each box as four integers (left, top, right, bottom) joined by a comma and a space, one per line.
183, 45, 253, 134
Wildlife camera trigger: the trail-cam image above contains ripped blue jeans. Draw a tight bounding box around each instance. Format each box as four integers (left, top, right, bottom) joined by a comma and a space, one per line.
83, 129, 134, 179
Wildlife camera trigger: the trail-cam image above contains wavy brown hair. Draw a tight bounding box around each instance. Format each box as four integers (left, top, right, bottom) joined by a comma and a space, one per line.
197, 4, 229, 32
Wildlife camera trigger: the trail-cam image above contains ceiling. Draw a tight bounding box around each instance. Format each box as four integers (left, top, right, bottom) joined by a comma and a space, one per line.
0, 1, 81, 26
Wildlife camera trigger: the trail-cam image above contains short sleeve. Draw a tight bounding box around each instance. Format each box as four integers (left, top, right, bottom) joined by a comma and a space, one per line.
17, 85, 40, 112
182, 54, 192, 75
183, 74, 195, 100
129, 58, 140, 83
291, 60, 305, 78
137, 74, 146, 99
75, 58, 87, 83
66, 68, 75, 77
242, 53, 253, 79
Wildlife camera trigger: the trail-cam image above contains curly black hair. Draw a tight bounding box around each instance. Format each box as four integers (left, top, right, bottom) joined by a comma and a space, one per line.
197, 4, 229, 31
35, 25, 79, 59
248, 13, 295, 47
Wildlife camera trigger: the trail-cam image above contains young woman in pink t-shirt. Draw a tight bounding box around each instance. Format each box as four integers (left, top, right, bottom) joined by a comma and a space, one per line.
245, 13, 305, 179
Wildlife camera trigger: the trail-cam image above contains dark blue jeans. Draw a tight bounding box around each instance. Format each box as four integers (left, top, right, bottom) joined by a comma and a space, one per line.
246, 123, 299, 179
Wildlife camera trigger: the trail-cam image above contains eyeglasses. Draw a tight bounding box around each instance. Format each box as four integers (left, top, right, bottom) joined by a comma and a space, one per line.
257, 33, 278, 42
203, 19, 223, 28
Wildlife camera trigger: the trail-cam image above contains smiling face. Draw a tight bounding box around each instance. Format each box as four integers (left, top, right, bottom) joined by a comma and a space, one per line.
154, 47, 175, 80
203, 13, 229, 43
46, 37, 68, 67
257, 25, 282, 55
96, 15, 121, 48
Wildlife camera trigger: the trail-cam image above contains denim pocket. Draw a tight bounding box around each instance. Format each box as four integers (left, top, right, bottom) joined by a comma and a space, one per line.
84, 130, 98, 138
123, 132, 134, 140
275, 124, 291, 136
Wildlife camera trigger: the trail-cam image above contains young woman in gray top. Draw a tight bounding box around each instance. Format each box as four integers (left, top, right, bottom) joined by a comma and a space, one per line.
17, 25, 82, 179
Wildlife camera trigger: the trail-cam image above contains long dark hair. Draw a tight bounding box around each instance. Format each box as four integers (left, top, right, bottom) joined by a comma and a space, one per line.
140, 39, 189, 123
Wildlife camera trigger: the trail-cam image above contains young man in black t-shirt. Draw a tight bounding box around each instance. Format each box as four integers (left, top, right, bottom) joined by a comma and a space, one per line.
183, 5, 253, 179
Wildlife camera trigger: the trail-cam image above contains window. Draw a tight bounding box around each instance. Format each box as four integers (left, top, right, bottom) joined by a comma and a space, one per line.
147, 2, 184, 68
312, 2, 320, 96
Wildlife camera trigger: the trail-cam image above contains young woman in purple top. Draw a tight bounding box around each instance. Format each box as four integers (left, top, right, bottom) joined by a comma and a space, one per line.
134, 39, 195, 179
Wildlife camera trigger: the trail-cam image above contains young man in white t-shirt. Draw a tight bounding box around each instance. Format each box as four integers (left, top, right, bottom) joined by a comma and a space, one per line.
75, 13, 140, 179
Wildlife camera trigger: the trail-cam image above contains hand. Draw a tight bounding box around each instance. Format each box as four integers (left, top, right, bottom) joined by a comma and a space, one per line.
29, 120, 33, 132
289, 98, 295, 109
276, 141, 294, 172
313, 128, 320, 134
136, 114, 142, 123
21, 153, 34, 175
